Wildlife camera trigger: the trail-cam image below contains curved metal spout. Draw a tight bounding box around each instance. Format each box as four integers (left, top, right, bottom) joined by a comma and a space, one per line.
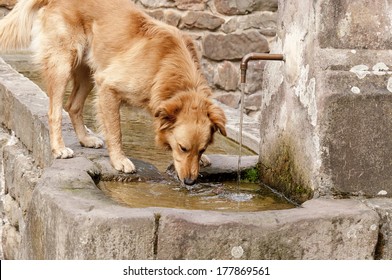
240, 53, 284, 84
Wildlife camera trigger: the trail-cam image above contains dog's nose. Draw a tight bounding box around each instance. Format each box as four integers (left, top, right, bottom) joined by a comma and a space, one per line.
184, 177, 197, 186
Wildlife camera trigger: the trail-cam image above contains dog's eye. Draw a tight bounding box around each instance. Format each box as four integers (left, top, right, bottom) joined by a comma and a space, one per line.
179, 144, 188, 153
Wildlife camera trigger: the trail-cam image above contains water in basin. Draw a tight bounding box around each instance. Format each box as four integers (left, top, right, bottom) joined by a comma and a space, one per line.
99, 180, 294, 212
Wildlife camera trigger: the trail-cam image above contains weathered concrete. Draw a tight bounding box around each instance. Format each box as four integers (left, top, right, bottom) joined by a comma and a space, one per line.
260, 0, 392, 201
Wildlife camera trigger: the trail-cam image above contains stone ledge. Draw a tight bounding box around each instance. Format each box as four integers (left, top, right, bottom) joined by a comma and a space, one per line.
157, 199, 379, 259
21, 161, 157, 259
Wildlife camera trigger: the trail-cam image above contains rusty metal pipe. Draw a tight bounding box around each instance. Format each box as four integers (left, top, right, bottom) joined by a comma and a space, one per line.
240, 53, 284, 84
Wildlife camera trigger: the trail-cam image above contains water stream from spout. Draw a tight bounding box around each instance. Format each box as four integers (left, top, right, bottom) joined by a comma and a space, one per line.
231, 82, 247, 259
237, 83, 246, 188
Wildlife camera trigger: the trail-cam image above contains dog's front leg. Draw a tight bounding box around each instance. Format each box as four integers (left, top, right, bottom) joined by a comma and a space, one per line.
48, 98, 74, 159
47, 71, 74, 159
97, 87, 136, 173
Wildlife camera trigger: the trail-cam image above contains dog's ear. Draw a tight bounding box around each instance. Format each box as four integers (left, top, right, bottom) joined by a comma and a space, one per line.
183, 35, 201, 68
208, 104, 227, 136
154, 100, 181, 131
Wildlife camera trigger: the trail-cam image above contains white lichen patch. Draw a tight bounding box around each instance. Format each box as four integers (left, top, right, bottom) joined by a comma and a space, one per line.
372, 62, 389, 75
350, 65, 370, 79
387, 77, 392, 93
351, 86, 360, 94
377, 190, 388, 196
351, 63, 391, 79
370, 224, 378, 231
294, 65, 317, 127
231, 246, 244, 258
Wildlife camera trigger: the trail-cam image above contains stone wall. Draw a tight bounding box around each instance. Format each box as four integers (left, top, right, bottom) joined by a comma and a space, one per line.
0, 0, 278, 118
260, 0, 392, 202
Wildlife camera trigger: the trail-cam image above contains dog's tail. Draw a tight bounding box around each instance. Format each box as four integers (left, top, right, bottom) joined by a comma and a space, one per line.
0, 0, 48, 51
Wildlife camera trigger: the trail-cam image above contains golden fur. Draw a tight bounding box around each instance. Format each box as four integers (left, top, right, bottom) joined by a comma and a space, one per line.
0, 0, 226, 185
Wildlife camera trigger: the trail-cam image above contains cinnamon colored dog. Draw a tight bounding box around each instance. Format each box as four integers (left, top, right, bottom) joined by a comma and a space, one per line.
0, 0, 226, 185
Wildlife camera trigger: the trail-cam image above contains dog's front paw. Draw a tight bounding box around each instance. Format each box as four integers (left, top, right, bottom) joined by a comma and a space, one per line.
200, 154, 211, 167
112, 157, 136, 173
80, 135, 104, 149
53, 147, 74, 159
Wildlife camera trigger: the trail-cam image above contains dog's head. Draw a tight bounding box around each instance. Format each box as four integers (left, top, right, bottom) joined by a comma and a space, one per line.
154, 92, 226, 185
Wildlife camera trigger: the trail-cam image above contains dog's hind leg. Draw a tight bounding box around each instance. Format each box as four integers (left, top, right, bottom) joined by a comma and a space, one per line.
65, 63, 104, 149
96, 85, 136, 173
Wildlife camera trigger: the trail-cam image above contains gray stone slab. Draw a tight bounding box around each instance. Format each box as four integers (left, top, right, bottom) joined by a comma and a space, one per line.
156, 199, 379, 259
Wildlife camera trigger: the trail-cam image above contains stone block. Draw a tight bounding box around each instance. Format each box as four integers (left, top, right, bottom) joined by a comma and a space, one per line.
180, 11, 225, 30
321, 73, 392, 196
0, 58, 50, 159
156, 199, 379, 259
244, 60, 266, 94
2, 143, 40, 220
214, 0, 278, 15
213, 61, 239, 91
201, 59, 215, 86
324, 94, 392, 196
214, 92, 240, 108
147, 10, 181, 27
221, 11, 277, 34
139, 0, 175, 9
244, 93, 261, 110
366, 199, 392, 260
319, 0, 392, 50
203, 31, 269, 61
173, 0, 206, 11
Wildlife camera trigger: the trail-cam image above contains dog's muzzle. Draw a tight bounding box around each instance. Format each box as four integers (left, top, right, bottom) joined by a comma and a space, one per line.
183, 177, 197, 186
